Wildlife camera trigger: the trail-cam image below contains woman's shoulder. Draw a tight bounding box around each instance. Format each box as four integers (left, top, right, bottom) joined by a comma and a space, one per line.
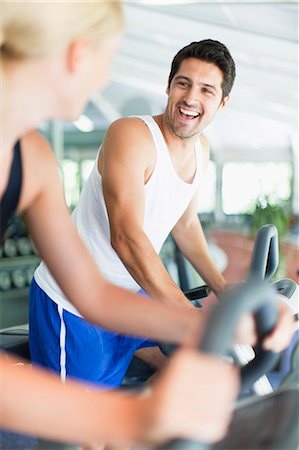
17, 130, 60, 211
21, 130, 55, 161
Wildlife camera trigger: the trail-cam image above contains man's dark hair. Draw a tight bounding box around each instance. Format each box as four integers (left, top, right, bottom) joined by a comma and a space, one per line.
168, 39, 236, 99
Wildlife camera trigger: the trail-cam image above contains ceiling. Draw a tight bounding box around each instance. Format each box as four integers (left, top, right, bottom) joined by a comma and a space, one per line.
59, 1, 298, 163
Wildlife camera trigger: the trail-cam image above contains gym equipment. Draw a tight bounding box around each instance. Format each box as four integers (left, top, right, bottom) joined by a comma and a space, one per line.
268, 278, 299, 390
233, 223, 279, 395
240, 224, 298, 393
161, 223, 279, 328
124, 224, 297, 390
0, 229, 41, 329
272, 278, 298, 313
152, 225, 298, 450
153, 280, 299, 450
25, 267, 36, 286
155, 280, 280, 450
122, 284, 211, 388
184, 284, 211, 304
248, 223, 278, 281
11, 269, 27, 289
214, 387, 299, 450
0, 271, 12, 291
160, 224, 298, 394
0, 325, 30, 360
3, 238, 17, 257
16, 237, 33, 256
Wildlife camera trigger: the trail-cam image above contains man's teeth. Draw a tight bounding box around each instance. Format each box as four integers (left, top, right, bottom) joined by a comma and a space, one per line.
179, 107, 199, 117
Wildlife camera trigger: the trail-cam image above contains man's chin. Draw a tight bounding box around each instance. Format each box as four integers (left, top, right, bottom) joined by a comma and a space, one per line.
173, 127, 200, 140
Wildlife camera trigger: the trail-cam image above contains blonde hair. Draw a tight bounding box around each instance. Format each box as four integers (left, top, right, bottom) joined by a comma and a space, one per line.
0, 0, 123, 60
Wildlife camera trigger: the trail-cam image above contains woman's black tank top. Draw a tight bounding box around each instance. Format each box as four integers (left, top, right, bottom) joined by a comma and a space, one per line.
0, 141, 23, 242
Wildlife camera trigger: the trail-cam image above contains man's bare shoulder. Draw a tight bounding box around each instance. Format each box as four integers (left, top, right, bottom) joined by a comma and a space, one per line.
105, 117, 153, 146
100, 117, 156, 173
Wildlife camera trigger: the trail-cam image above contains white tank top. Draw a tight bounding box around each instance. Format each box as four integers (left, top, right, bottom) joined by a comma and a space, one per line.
35, 115, 205, 316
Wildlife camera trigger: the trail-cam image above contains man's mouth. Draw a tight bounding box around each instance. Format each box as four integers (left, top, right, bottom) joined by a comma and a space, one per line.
178, 107, 201, 120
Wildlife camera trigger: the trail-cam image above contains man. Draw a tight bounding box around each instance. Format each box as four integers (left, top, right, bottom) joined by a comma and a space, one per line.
98, 39, 233, 307
30, 39, 287, 387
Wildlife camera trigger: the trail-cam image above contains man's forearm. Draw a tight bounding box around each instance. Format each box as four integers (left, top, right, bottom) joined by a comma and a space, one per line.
112, 233, 194, 309
172, 222, 227, 296
179, 246, 226, 296
193, 255, 227, 295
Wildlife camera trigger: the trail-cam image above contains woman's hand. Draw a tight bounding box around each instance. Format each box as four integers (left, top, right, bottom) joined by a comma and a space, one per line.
141, 348, 239, 445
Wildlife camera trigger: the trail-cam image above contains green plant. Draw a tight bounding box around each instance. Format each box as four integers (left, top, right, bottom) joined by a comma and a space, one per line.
249, 197, 291, 279
250, 197, 290, 240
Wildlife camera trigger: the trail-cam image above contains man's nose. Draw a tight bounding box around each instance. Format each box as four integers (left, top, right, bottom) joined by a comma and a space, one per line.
182, 87, 200, 106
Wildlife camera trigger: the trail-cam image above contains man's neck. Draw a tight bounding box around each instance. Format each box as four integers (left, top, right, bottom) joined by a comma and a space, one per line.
155, 113, 199, 154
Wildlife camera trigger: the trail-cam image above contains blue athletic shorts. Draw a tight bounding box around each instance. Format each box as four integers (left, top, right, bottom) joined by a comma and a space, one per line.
29, 277, 156, 388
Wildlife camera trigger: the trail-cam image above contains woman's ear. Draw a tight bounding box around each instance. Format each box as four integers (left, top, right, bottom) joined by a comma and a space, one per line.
66, 39, 91, 73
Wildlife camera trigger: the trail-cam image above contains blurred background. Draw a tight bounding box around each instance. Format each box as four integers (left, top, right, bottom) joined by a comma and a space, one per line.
1, 0, 298, 328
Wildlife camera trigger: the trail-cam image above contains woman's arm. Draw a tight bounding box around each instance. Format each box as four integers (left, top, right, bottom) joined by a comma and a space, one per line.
20, 131, 202, 344
20, 132, 295, 350
1, 351, 239, 446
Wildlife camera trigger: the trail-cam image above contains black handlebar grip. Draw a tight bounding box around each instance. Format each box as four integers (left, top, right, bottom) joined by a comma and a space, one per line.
184, 285, 211, 302
249, 224, 279, 281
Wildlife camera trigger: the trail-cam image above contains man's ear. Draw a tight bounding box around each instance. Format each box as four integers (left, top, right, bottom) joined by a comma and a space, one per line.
66, 39, 91, 73
219, 95, 230, 110
166, 77, 171, 95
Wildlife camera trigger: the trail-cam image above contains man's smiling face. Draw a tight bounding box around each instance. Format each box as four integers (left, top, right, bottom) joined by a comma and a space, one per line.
165, 57, 229, 139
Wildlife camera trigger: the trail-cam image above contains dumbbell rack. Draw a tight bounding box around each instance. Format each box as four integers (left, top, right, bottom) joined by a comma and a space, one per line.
0, 236, 40, 329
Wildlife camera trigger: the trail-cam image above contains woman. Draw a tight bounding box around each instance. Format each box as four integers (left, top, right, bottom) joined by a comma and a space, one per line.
0, 1, 293, 448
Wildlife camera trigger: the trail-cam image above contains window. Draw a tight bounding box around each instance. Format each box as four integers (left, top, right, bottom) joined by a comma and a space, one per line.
81, 159, 95, 185
61, 158, 96, 209
61, 160, 80, 208
197, 160, 216, 213
222, 162, 292, 214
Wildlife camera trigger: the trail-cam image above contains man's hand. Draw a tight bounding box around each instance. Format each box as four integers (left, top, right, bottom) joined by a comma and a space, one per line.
233, 298, 296, 352
262, 300, 296, 352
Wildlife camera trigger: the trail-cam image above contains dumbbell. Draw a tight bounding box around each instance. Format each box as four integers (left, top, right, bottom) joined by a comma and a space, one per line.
25, 267, 36, 286
0, 271, 12, 291
11, 269, 27, 289
17, 237, 33, 256
3, 238, 17, 257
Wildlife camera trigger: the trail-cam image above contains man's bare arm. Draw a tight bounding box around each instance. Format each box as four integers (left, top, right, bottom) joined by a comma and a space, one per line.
100, 118, 193, 309
172, 193, 226, 295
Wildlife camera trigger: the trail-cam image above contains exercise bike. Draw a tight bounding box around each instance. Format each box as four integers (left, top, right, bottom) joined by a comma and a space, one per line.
149, 224, 299, 450
147, 279, 299, 450
124, 224, 298, 396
